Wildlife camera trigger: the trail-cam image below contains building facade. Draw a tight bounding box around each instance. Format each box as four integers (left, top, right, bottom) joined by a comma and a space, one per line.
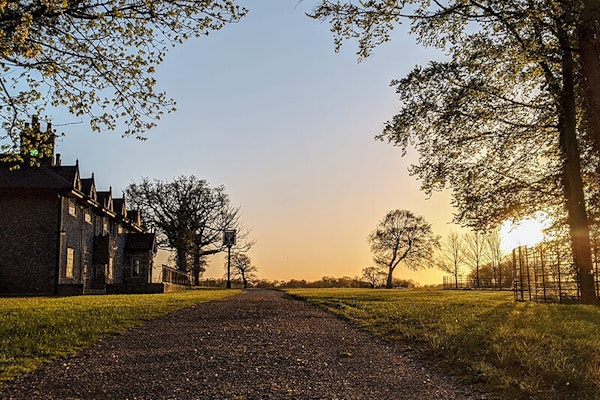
0, 119, 159, 295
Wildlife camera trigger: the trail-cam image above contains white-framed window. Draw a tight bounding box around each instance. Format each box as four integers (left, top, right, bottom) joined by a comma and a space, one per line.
66, 247, 75, 278
132, 258, 140, 277
68, 200, 76, 216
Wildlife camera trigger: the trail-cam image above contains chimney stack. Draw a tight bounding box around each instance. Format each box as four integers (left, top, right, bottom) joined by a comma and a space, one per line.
20, 116, 56, 165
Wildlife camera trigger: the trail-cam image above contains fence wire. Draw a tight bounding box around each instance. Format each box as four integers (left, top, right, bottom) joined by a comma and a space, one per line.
512, 243, 600, 303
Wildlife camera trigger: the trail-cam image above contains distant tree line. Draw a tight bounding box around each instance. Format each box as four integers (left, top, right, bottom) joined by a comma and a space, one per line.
196, 276, 420, 289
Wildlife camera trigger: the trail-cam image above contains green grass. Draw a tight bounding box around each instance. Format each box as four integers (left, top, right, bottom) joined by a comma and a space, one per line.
285, 288, 600, 400
0, 289, 240, 383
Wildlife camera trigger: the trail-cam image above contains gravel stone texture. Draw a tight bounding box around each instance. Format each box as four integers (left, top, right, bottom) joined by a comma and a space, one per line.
0, 289, 492, 399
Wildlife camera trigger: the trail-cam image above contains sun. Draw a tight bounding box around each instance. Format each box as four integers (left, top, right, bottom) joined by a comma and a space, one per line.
501, 214, 551, 253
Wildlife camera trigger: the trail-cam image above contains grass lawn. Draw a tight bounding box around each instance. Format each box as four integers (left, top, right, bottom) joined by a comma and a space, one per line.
0, 289, 240, 384
285, 288, 600, 400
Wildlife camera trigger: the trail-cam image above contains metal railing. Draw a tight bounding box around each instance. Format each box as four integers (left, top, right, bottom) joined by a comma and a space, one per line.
161, 265, 192, 287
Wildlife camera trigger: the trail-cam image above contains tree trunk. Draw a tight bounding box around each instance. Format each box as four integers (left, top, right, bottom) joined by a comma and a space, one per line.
193, 267, 201, 286
577, 0, 600, 163
559, 33, 597, 304
176, 245, 189, 272
192, 246, 202, 286
386, 267, 394, 289
498, 265, 502, 290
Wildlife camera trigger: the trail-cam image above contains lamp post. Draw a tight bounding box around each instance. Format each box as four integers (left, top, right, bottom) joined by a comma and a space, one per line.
223, 229, 236, 289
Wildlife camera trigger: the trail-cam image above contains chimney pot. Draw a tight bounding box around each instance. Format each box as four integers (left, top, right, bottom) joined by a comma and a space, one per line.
55, 153, 61, 166
31, 116, 39, 132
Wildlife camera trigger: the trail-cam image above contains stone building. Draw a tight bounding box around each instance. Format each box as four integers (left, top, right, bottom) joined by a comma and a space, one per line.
0, 119, 160, 295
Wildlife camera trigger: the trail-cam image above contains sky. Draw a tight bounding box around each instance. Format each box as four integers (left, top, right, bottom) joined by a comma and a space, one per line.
51, 0, 484, 284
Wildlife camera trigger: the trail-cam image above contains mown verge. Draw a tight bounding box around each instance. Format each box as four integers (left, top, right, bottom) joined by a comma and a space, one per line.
0, 289, 240, 383
285, 288, 600, 400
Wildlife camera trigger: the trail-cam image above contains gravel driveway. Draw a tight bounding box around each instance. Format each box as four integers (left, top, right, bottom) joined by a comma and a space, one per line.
0, 289, 490, 399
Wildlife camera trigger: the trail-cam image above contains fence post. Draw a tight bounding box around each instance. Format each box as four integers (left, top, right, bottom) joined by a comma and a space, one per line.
540, 244, 547, 303
557, 243, 563, 303
514, 248, 524, 301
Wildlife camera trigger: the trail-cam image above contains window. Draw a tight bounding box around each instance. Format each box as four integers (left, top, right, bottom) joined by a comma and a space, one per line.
103, 219, 108, 233
84, 211, 91, 224
68, 200, 76, 216
108, 257, 114, 282
117, 225, 123, 234
66, 247, 75, 278
132, 259, 140, 277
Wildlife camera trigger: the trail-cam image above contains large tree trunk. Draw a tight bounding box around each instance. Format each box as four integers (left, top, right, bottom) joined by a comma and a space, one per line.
192, 247, 202, 286
176, 245, 189, 272
559, 33, 597, 304
386, 267, 394, 289
577, 0, 600, 163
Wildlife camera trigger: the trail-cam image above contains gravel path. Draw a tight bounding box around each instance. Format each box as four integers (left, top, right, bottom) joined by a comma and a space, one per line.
0, 289, 490, 399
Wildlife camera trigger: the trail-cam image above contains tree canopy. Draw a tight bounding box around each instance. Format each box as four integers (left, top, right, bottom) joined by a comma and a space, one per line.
311, 0, 600, 303
126, 175, 243, 283
0, 0, 246, 152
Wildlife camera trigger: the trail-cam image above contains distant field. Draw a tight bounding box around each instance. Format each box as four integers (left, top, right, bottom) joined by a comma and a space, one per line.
0, 289, 240, 383
285, 288, 600, 400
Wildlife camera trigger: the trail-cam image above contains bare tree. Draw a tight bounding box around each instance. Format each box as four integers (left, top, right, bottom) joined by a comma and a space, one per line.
368, 209, 440, 289
361, 266, 387, 288
227, 253, 257, 289
436, 231, 465, 289
486, 230, 505, 289
464, 232, 488, 289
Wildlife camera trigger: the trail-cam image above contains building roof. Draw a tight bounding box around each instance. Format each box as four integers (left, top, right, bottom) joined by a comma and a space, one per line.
0, 164, 75, 191
1, 134, 144, 232
113, 198, 126, 217
97, 190, 113, 210
125, 233, 156, 251
81, 176, 97, 200
49, 164, 80, 189
127, 209, 141, 226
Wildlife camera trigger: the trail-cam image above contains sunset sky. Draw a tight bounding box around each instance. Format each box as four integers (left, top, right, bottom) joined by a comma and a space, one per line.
50, 0, 509, 284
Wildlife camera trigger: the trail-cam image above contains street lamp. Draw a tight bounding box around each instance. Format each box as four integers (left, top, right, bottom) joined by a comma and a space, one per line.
223, 229, 236, 289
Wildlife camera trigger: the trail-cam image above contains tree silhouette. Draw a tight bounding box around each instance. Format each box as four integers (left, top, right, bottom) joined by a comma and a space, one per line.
126, 176, 242, 284
368, 209, 439, 289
